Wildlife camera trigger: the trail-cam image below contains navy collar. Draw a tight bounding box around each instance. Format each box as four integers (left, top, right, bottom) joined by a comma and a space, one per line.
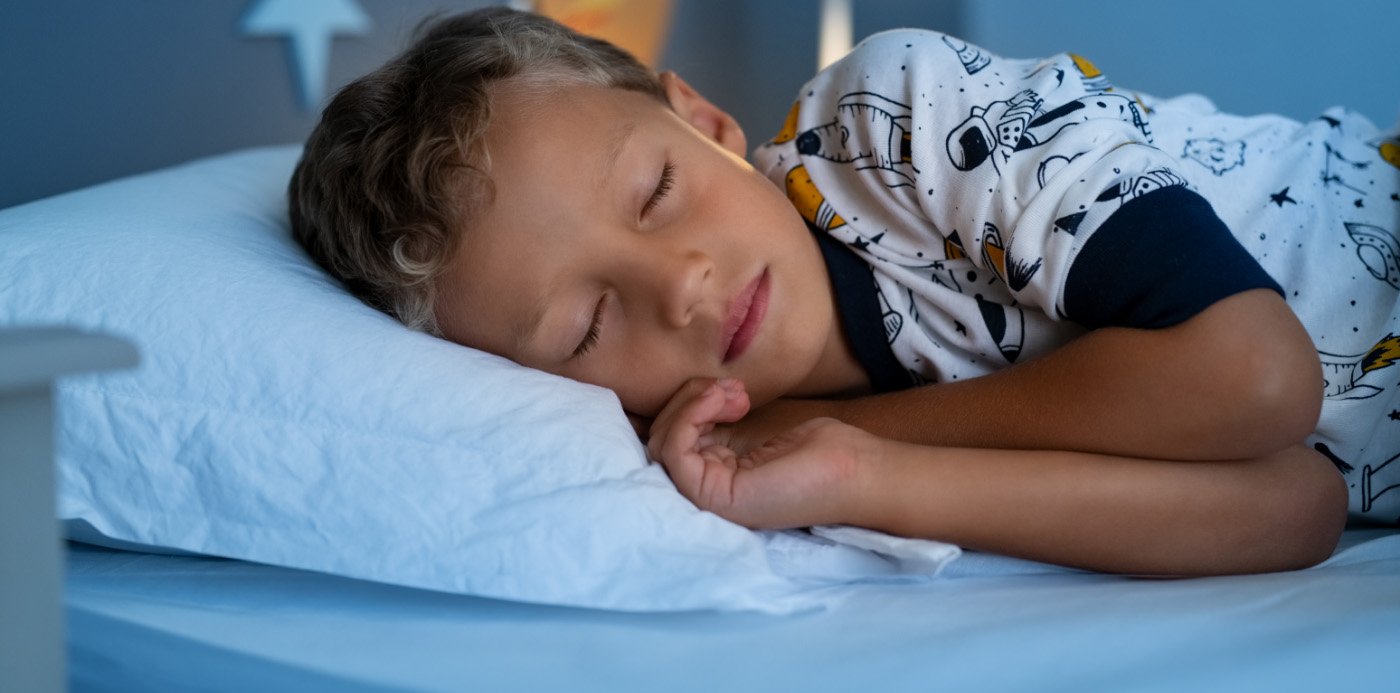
809, 225, 917, 394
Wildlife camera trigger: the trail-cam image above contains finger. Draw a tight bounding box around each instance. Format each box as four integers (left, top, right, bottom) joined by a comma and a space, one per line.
648, 378, 718, 449
650, 378, 751, 462
712, 379, 752, 423
693, 444, 740, 511
695, 381, 752, 450
654, 388, 739, 494
648, 382, 728, 464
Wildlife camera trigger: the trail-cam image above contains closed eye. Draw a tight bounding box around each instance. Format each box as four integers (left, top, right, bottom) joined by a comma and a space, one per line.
641, 162, 675, 217
571, 295, 605, 359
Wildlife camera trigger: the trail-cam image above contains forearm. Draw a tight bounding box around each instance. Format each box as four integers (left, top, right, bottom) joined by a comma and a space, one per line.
846, 439, 1346, 576
831, 290, 1322, 460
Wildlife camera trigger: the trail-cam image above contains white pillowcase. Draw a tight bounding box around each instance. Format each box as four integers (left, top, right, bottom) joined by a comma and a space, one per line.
0, 146, 957, 613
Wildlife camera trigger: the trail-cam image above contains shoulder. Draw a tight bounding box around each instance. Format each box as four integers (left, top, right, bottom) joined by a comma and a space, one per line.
821, 29, 996, 82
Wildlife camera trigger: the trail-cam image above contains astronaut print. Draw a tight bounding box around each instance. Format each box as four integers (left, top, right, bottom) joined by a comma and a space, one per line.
795, 91, 918, 190
945, 90, 1151, 175
752, 28, 1400, 523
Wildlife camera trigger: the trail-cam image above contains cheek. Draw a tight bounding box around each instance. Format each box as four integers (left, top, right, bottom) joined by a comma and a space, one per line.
574, 344, 683, 418
614, 378, 677, 419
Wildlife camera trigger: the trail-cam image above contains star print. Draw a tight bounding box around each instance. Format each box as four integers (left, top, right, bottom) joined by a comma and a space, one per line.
1355, 199, 1365, 208
1269, 187, 1297, 207
870, 232, 886, 245
1318, 115, 1341, 129
851, 237, 870, 251
1390, 410, 1400, 421
954, 320, 967, 335
932, 261, 945, 270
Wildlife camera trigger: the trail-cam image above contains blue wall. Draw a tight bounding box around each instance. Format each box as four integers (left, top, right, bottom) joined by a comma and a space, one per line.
0, 1, 488, 210
1, 1, 1395, 210
961, 0, 1400, 127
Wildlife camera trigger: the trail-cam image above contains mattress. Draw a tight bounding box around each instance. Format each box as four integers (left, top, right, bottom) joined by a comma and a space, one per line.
66, 528, 1400, 692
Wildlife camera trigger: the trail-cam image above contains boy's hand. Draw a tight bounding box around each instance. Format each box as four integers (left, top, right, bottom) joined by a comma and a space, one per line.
714, 397, 844, 457
645, 378, 875, 529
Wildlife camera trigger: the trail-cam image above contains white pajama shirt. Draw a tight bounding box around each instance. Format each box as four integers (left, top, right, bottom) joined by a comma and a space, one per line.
753, 30, 1400, 523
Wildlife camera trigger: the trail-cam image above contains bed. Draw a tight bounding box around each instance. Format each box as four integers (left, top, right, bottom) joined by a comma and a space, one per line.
3, 7, 1399, 685
62, 531, 1400, 692
0, 134, 1392, 693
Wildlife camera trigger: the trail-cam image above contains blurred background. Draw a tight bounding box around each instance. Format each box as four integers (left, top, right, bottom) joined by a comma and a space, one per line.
2, 0, 1397, 210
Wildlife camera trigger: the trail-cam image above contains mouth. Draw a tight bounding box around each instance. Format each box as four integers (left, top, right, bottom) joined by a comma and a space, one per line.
720, 268, 770, 364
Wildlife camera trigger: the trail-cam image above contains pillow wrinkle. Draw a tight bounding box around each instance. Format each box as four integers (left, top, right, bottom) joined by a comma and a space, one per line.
1, 145, 956, 614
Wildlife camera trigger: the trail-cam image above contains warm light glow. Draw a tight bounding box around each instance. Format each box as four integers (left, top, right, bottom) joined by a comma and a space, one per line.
531, 0, 674, 67
817, 0, 853, 70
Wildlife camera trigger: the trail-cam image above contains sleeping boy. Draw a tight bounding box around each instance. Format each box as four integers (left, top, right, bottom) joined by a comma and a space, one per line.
290, 8, 1400, 576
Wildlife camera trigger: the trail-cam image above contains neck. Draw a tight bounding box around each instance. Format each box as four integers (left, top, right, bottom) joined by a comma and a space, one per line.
789, 290, 872, 399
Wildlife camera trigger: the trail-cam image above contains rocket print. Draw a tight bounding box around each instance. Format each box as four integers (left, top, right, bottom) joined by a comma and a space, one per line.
1319, 334, 1400, 400
1346, 223, 1400, 290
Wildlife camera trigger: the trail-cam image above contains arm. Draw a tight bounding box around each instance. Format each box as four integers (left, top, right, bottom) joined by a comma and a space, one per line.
853, 434, 1347, 576
740, 289, 1323, 461
647, 382, 1346, 576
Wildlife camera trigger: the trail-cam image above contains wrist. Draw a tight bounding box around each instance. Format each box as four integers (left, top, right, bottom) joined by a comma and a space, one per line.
839, 429, 901, 529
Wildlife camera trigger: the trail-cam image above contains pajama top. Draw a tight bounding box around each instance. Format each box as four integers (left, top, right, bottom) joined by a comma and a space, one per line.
752, 29, 1400, 522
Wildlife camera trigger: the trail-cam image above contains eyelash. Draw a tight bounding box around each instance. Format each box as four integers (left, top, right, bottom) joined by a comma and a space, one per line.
573, 163, 673, 360
641, 162, 675, 217
572, 296, 605, 359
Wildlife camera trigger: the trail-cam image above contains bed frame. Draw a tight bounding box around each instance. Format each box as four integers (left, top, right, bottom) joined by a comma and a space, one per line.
0, 328, 136, 692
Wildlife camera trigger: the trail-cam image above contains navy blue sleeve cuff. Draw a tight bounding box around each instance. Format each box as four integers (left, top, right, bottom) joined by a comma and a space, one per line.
1063, 185, 1283, 330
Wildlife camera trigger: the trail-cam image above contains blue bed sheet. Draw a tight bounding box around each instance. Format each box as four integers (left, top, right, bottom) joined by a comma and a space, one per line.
66, 529, 1400, 692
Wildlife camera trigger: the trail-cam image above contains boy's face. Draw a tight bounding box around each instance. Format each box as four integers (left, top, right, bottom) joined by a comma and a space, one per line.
435, 78, 867, 418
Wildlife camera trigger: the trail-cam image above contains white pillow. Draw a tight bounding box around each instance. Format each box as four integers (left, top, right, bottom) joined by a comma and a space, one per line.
0, 146, 957, 613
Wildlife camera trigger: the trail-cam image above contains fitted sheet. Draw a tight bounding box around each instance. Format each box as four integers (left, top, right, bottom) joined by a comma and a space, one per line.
66, 529, 1400, 692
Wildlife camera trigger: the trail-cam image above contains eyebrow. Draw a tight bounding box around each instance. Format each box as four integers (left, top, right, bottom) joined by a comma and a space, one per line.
512, 120, 636, 355
598, 119, 637, 191
512, 275, 562, 356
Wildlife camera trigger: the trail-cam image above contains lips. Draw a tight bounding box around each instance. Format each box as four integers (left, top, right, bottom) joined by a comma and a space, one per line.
720, 269, 770, 364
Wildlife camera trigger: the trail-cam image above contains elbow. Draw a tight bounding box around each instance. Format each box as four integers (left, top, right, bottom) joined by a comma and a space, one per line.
1251, 445, 1348, 572
1221, 330, 1324, 456
1177, 290, 1323, 457
1253, 347, 1323, 448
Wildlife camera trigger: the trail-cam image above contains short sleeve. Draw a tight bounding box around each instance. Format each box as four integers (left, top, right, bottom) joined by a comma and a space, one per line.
755, 30, 1213, 323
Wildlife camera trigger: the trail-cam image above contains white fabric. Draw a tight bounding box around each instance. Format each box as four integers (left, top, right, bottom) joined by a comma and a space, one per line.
0, 146, 956, 614
1144, 94, 1400, 523
754, 30, 1178, 383
754, 29, 1400, 523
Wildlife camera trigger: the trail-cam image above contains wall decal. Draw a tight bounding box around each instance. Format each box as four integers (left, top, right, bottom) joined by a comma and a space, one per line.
241, 0, 372, 111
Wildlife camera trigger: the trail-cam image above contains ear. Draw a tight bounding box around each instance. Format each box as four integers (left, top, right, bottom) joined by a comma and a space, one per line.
659, 71, 748, 157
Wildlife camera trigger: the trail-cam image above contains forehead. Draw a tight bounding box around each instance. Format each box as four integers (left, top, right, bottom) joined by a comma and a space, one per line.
485, 79, 665, 154
433, 84, 664, 354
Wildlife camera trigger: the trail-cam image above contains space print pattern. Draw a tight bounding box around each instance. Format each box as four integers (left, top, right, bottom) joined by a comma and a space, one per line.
754, 30, 1400, 523
1142, 93, 1400, 523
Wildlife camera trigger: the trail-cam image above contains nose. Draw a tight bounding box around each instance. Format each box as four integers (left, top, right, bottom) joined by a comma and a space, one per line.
636, 248, 712, 328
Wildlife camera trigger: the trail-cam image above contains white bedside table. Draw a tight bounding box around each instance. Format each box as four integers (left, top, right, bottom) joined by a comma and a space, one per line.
0, 327, 137, 693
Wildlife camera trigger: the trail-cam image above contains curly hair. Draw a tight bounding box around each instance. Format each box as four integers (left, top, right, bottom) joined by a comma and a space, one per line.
288, 7, 666, 333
